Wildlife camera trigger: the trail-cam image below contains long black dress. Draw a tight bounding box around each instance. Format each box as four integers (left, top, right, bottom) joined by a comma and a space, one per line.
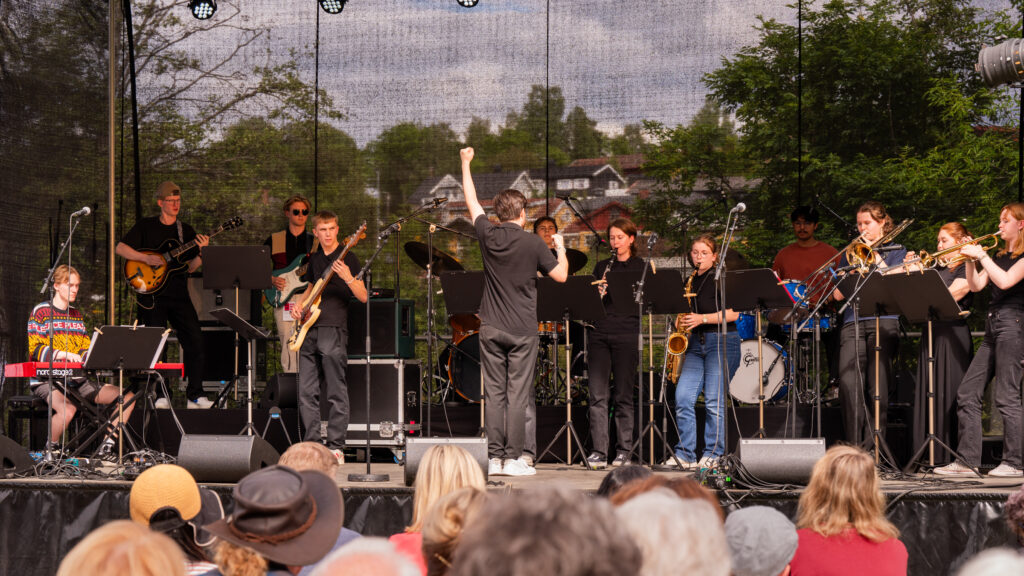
912, 265, 973, 465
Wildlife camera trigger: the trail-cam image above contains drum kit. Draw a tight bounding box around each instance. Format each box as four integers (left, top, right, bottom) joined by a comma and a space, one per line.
405, 240, 591, 406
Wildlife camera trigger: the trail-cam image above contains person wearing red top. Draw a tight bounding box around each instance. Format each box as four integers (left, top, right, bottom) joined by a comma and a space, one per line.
772, 206, 840, 292
789, 445, 908, 575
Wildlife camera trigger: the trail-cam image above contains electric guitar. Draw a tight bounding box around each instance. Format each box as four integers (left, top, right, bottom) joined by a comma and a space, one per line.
265, 253, 311, 308
288, 222, 367, 352
123, 217, 244, 295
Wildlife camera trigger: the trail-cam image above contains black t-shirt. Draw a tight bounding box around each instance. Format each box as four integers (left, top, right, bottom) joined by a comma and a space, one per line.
264, 229, 316, 270
989, 252, 1024, 310
592, 256, 645, 335
938, 264, 973, 311
474, 214, 558, 336
300, 246, 362, 327
689, 268, 735, 334
121, 216, 199, 301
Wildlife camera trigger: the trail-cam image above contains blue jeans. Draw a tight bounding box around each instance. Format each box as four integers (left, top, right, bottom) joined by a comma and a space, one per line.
672, 331, 740, 461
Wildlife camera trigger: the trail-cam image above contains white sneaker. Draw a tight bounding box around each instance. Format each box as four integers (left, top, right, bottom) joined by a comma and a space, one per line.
154, 397, 171, 409
521, 455, 535, 467
187, 397, 215, 409
331, 449, 345, 465
488, 458, 505, 476
502, 457, 537, 476
697, 456, 718, 470
659, 456, 695, 470
988, 463, 1023, 478
934, 461, 975, 477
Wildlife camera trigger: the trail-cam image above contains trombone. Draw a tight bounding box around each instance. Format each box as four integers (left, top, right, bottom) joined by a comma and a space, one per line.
845, 219, 914, 273
889, 232, 1000, 273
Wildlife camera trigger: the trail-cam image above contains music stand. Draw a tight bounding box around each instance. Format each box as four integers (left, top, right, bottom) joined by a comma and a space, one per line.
885, 270, 977, 474
210, 308, 271, 436
537, 275, 604, 468
606, 269, 688, 466
439, 271, 485, 433
202, 246, 272, 407
83, 326, 168, 465
724, 269, 794, 438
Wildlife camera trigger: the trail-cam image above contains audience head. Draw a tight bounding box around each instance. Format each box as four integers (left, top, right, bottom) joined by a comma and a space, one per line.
408, 444, 486, 532
595, 464, 653, 498
955, 548, 1024, 575
616, 489, 730, 576
1004, 484, 1024, 546
421, 486, 489, 576
279, 441, 341, 478
56, 520, 185, 576
449, 484, 641, 576
128, 464, 224, 561
797, 444, 898, 542
311, 537, 420, 576
608, 473, 724, 522
724, 506, 798, 576
205, 465, 343, 569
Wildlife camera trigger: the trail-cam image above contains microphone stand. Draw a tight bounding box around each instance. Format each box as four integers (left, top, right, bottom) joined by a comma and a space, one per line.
708, 208, 740, 474
37, 212, 86, 467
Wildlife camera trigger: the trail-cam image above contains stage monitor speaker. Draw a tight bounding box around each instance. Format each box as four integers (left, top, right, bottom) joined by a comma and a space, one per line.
738, 438, 825, 485
0, 434, 35, 479
404, 437, 488, 487
262, 373, 298, 409
178, 434, 280, 483
348, 299, 415, 358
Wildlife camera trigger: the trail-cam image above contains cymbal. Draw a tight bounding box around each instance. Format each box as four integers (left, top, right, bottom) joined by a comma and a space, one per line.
566, 249, 588, 275
404, 242, 463, 276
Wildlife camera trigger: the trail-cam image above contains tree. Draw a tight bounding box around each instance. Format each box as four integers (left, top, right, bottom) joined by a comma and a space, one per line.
607, 123, 646, 156
367, 122, 462, 207
565, 106, 604, 160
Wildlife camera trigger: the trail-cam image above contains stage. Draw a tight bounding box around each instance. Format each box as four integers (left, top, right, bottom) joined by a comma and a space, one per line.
0, 458, 1018, 576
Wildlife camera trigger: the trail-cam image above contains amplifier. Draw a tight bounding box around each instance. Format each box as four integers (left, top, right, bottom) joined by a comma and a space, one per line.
347, 298, 415, 358
344, 358, 421, 447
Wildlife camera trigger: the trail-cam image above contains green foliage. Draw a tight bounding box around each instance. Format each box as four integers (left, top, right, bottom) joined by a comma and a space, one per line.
367, 122, 462, 208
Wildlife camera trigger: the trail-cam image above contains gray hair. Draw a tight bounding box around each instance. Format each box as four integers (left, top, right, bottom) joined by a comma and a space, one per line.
309, 537, 420, 576
616, 489, 731, 576
956, 548, 1024, 576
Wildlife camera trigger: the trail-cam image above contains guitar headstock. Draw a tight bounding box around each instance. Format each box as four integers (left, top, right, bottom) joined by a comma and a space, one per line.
345, 222, 368, 248
221, 216, 244, 232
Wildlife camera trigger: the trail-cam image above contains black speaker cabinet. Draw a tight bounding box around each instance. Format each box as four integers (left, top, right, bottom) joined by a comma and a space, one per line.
344, 359, 421, 447
0, 434, 35, 479
262, 373, 298, 409
348, 299, 415, 358
197, 327, 245, 384
404, 437, 488, 486
178, 434, 280, 483
738, 438, 826, 485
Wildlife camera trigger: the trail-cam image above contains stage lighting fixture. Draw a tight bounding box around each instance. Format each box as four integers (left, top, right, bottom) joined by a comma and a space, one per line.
188, 0, 216, 20
976, 38, 1024, 88
457, 0, 479, 7
319, 0, 346, 14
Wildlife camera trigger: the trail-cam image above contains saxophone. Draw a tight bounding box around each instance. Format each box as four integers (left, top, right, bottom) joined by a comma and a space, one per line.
665, 269, 697, 382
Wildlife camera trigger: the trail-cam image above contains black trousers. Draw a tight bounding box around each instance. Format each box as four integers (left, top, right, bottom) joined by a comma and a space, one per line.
139, 295, 205, 400
586, 331, 638, 458
297, 325, 350, 450
838, 318, 899, 447
480, 324, 539, 460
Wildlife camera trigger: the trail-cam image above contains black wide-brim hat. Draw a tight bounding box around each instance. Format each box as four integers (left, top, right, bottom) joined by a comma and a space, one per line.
204, 465, 342, 567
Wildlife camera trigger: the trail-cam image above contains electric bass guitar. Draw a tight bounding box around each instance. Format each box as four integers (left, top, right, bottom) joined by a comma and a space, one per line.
288, 222, 367, 352
123, 216, 244, 295
265, 253, 311, 308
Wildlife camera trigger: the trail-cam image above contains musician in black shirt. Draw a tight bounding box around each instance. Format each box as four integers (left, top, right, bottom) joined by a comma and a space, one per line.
264, 195, 317, 373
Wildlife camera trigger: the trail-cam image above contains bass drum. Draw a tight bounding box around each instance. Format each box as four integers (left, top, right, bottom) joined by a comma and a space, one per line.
729, 339, 789, 404
445, 333, 481, 403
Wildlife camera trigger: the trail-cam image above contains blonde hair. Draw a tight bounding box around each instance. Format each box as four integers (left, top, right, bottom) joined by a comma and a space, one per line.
796, 445, 899, 542
608, 474, 724, 522
422, 487, 488, 576
213, 540, 267, 576
56, 520, 185, 576
279, 441, 339, 477
53, 264, 80, 286
998, 203, 1024, 258
408, 445, 486, 532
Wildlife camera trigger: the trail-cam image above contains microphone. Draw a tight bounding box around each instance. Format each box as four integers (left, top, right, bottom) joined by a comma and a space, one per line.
873, 245, 904, 253
647, 232, 659, 250
431, 197, 448, 207
555, 191, 576, 200
729, 202, 746, 214
71, 206, 92, 218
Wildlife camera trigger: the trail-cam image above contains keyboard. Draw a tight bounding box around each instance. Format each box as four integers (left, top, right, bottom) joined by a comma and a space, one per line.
4, 361, 184, 379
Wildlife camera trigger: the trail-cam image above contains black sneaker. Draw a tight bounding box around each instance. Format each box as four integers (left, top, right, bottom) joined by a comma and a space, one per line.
612, 453, 631, 467
585, 453, 608, 469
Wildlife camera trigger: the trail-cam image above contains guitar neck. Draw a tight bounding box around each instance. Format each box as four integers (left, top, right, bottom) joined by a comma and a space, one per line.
302, 225, 365, 310
169, 226, 224, 259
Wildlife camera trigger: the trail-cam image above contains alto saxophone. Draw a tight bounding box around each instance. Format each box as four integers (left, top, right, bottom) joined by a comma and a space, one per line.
665, 269, 697, 382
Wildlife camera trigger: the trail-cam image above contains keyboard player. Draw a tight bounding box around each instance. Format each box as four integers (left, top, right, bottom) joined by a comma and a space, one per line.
26, 265, 134, 459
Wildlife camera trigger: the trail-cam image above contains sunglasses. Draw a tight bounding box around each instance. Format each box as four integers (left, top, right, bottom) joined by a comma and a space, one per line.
292, 208, 310, 216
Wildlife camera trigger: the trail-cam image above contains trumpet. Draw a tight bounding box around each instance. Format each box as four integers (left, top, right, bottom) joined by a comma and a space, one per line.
845, 219, 914, 272
928, 232, 1000, 268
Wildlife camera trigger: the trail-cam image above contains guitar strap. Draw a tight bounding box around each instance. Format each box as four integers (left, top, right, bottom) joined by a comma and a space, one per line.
177, 221, 184, 244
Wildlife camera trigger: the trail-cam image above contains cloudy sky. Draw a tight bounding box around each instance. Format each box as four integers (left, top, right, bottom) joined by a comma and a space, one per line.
167, 0, 1011, 146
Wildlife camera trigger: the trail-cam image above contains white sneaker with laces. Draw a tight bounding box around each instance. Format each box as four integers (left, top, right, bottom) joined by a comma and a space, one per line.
988, 463, 1023, 478
488, 458, 505, 476
187, 397, 215, 409
659, 456, 695, 470
933, 461, 975, 477
154, 397, 171, 409
521, 455, 535, 467
697, 456, 718, 469
502, 457, 537, 476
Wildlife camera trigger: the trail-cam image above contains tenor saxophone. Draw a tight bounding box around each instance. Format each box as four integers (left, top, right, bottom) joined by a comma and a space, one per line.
665, 269, 697, 382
